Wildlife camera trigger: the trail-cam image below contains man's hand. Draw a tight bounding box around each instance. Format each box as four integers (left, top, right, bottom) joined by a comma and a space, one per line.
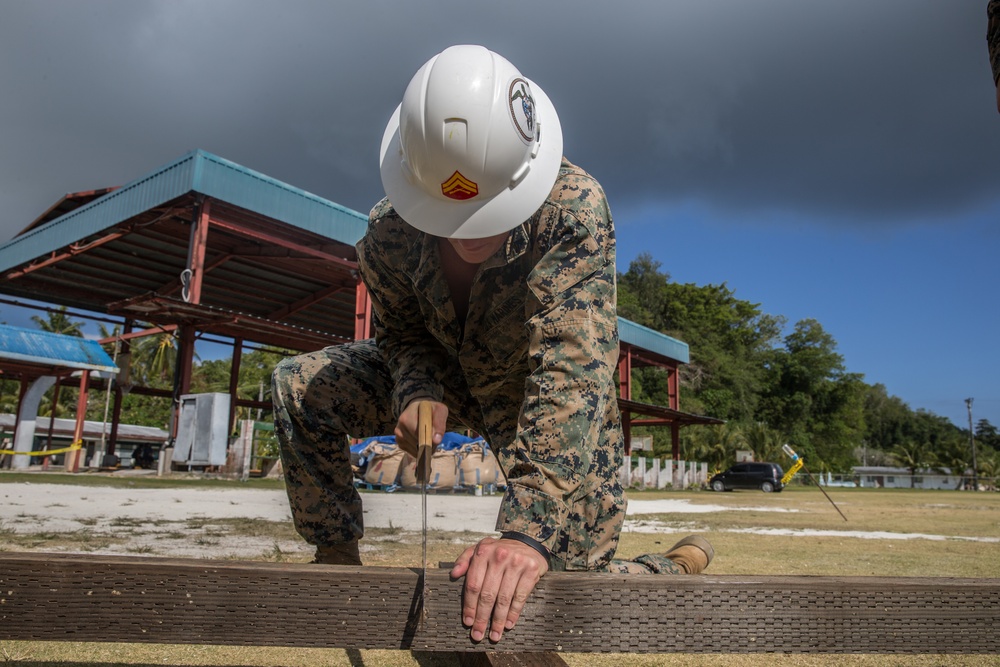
450, 536, 549, 643
394, 400, 448, 457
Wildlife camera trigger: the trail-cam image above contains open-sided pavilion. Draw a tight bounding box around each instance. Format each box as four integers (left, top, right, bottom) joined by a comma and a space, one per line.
0, 150, 718, 463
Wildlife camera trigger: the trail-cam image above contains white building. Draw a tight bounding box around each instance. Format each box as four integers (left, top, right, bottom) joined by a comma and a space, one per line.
851, 465, 965, 490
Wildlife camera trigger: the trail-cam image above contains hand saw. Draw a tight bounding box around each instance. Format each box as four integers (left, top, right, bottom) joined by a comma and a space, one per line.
416, 401, 434, 624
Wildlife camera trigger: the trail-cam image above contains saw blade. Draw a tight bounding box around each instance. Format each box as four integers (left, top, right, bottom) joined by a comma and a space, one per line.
416, 401, 434, 625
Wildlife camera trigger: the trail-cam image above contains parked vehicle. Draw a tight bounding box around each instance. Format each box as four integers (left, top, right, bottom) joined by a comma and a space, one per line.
710, 462, 785, 493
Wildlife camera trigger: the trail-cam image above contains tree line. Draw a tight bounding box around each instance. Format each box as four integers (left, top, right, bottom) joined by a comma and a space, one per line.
618, 253, 998, 485
3, 260, 998, 485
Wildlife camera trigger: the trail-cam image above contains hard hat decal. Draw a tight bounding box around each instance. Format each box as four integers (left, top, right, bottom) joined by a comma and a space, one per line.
441, 171, 479, 200
508, 78, 535, 144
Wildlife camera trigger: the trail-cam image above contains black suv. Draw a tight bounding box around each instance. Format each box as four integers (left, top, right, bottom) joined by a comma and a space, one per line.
709, 462, 785, 493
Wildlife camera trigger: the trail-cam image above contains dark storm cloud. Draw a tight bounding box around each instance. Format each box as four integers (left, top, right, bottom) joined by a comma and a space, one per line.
1, 0, 996, 242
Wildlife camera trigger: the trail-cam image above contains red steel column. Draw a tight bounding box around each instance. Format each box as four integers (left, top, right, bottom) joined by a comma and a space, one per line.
107, 319, 132, 457
185, 198, 211, 305
354, 275, 372, 340
617, 346, 632, 400
68, 371, 91, 473
617, 345, 633, 454
172, 199, 211, 438
668, 363, 681, 460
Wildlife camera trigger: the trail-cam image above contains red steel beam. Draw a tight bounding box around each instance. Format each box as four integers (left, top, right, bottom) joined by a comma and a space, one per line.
208, 217, 358, 271
5, 228, 131, 279
267, 284, 348, 321
99, 325, 178, 345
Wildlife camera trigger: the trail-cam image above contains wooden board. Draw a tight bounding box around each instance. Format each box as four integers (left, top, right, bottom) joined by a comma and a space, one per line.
0, 552, 997, 654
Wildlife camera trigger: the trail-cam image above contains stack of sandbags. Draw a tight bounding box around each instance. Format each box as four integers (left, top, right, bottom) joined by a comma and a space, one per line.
456, 439, 504, 489
398, 448, 459, 491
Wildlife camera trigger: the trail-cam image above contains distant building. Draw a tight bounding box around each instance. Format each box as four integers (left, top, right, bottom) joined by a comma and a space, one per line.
851, 465, 965, 490
0, 413, 167, 469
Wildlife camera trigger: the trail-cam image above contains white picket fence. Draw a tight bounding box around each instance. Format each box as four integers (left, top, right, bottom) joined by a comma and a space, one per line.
619, 456, 709, 490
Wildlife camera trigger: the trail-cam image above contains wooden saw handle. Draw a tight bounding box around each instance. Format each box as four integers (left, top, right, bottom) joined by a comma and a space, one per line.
416, 401, 433, 484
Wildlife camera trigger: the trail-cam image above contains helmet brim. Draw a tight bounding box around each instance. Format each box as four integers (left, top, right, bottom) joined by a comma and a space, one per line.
379, 78, 563, 239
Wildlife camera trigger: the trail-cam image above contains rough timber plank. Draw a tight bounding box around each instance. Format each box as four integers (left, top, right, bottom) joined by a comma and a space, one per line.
0, 552, 998, 654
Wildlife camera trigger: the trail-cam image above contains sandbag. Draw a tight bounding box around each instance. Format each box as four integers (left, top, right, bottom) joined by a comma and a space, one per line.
399, 448, 459, 490
363, 447, 405, 487
456, 441, 503, 488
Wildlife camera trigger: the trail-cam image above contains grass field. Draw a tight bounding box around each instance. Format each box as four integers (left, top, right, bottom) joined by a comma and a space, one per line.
1, 473, 998, 666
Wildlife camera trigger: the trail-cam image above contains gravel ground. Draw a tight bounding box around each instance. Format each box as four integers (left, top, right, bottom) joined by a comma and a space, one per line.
7, 480, 979, 561
0, 481, 766, 558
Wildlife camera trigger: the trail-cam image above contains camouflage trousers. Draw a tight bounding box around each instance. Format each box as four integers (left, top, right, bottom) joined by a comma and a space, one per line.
272, 342, 685, 575
990, 0, 1000, 84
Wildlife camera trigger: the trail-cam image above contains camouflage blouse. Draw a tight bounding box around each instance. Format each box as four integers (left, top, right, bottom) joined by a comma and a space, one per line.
356, 158, 627, 571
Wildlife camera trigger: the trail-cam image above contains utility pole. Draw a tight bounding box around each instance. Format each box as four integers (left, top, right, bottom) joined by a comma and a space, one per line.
965, 398, 979, 491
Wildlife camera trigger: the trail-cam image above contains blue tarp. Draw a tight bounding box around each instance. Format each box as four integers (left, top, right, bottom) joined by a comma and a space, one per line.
352, 432, 490, 471
353, 432, 488, 453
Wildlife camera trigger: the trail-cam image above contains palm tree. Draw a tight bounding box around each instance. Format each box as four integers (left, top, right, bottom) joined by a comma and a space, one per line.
25, 308, 86, 421
685, 423, 743, 472
744, 421, 786, 464
126, 323, 181, 389
891, 441, 933, 488
31, 307, 84, 337
933, 439, 972, 490
977, 452, 999, 492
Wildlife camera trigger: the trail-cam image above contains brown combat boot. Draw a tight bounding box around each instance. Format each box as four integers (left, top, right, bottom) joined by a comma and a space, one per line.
663, 535, 714, 574
312, 541, 362, 565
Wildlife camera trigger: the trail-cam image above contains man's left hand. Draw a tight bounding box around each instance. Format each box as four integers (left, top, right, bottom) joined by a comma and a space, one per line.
449, 536, 549, 643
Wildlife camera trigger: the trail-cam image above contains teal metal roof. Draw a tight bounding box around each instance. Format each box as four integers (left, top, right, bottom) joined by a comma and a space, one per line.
0, 149, 368, 273
618, 317, 689, 364
0, 325, 118, 374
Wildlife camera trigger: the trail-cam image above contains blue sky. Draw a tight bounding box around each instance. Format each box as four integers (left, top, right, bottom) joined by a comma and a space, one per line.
614, 197, 1000, 430
1, 0, 998, 431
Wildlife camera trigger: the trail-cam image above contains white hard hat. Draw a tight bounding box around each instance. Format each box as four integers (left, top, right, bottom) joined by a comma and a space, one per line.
380, 45, 563, 239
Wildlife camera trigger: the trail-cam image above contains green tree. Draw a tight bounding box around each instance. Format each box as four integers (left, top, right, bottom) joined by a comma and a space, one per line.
617, 253, 667, 329
29, 308, 87, 420
891, 441, 934, 489
742, 421, 787, 466
975, 419, 999, 451
661, 282, 783, 423
683, 422, 744, 472
615, 253, 970, 475
933, 438, 972, 490
862, 384, 912, 451
977, 450, 999, 491
31, 307, 84, 337
190, 348, 284, 425
758, 319, 865, 470
618, 254, 784, 424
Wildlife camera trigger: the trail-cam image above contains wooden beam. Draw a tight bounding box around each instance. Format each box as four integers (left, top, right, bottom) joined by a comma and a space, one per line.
0, 553, 997, 654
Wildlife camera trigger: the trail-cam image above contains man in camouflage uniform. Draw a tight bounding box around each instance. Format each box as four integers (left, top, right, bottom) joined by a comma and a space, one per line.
273, 45, 713, 644
989, 0, 1000, 112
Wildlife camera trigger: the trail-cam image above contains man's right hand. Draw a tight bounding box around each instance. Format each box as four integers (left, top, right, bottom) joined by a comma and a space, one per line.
394, 399, 448, 457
